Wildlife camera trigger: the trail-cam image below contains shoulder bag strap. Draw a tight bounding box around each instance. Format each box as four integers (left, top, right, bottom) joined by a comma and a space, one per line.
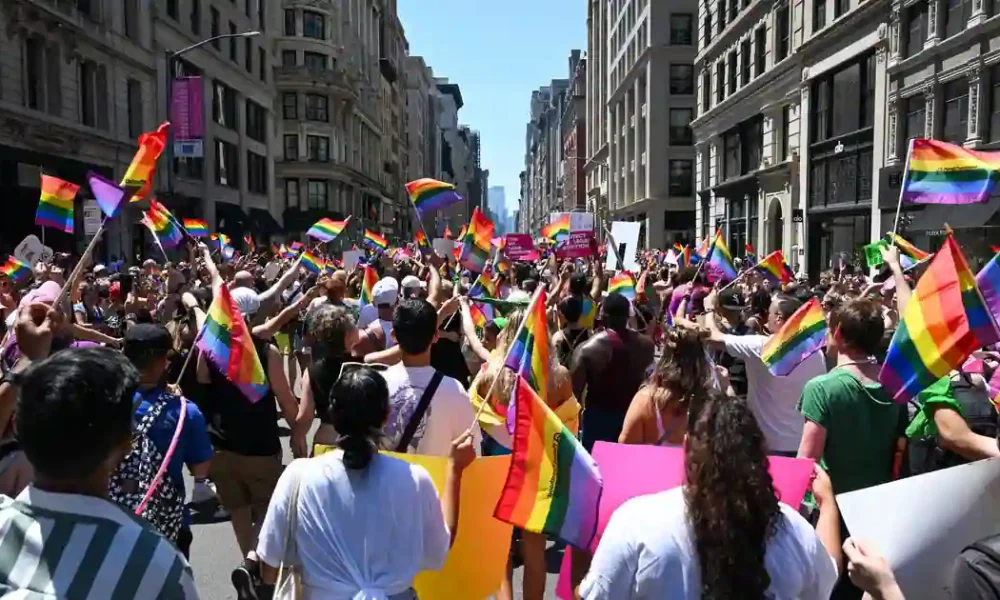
395, 371, 446, 453
134, 396, 187, 515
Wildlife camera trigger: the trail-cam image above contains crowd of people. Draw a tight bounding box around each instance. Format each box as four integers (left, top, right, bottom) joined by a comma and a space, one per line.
0, 232, 997, 600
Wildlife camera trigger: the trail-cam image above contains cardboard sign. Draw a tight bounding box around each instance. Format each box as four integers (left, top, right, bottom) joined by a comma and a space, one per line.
503, 233, 540, 261
555, 232, 595, 259
341, 249, 365, 270
605, 222, 641, 272
432, 238, 454, 259
14, 235, 53, 268
864, 241, 886, 268
570, 212, 595, 232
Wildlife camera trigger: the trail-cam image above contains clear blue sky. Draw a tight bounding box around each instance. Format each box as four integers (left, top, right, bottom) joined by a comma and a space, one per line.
398, 0, 584, 216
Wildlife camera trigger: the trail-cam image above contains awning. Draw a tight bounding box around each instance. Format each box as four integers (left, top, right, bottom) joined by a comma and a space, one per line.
906, 194, 1000, 233
248, 207, 282, 236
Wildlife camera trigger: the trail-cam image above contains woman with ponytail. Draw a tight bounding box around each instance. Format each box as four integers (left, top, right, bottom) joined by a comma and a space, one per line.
582, 390, 842, 599
255, 367, 476, 599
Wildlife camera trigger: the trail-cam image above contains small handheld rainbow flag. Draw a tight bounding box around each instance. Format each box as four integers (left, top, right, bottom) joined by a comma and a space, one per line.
493, 376, 602, 549
470, 266, 498, 299
243, 235, 255, 253
36, 175, 79, 234
183, 219, 209, 237
443, 225, 453, 239
121, 123, 169, 191
887, 233, 932, 269
880, 235, 999, 404
460, 208, 495, 273
414, 230, 430, 250
706, 230, 737, 282
406, 178, 463, 219
143, 200, 184, 248
307, 217, 348, 242
301, 250, 324, 274
359, 265, 379, 307
1, 256, 31, 283
503, 288, 550, 436
756, 250, 794, 284
977, 246, 1000, 327
745, 243, 757, 262
541, 214, 571, 242
86, 172, 127, 220
902, 138, 1000, 205
608, 272, 636, 301
289, 241, 303, 252
761, 298, 828, 376
196, 285, 270, 402
364, 229, 388, 251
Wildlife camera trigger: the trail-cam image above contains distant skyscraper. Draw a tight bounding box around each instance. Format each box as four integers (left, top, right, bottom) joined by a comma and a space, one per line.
488, 186, 506, 233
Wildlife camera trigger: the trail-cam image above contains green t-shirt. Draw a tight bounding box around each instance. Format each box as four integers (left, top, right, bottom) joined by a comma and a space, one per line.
797, 368, 907, 495
905, 376, 960, 439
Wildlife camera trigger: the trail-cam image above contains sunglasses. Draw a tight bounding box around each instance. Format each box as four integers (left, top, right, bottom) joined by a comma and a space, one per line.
337, 361, 389, 380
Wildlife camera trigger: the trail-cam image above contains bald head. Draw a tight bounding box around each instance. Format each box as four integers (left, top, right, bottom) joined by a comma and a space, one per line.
233, 270, 255, 288
326, 270, 347, 300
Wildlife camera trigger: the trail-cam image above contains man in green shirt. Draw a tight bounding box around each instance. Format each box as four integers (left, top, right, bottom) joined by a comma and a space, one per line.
796, 298, 907, 495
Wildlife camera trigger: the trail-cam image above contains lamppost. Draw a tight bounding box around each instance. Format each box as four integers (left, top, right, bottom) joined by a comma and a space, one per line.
164, 31, 261, 196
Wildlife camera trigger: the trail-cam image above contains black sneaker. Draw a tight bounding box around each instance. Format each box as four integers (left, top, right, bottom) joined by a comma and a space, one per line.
231, 562, 259, 600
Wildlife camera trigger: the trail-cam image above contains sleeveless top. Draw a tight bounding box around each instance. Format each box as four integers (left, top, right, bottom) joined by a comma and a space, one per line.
308, 354, 351, 425
204, 336, 280, 456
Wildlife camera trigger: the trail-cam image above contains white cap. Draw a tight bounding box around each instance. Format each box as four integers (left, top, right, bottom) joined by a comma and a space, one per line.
230, 286, 261, 316
372, 277, 400, 306
401, 275, 422, 290
93, 264, 108, 274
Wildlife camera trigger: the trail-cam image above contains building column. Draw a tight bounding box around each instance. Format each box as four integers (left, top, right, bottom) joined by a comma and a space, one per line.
966, 64, 983, 146
796, 83, 810, 276
970, 0, 987, 26
761, 105, 779, 168
870, 44, 889, 253
633, 75, 643, 202
889, 3, 902, 66
609, 104, 618, 213
886, 96, 899, 164
923, 83, 937, 138
925, 0, 941, 48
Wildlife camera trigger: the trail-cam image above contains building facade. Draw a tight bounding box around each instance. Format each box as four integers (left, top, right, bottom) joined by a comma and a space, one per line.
435, 78, 468, 232
0, 0, 158, 260
523, 80, 569, 235
562, 52, 588, 214
586, 0, 610, 228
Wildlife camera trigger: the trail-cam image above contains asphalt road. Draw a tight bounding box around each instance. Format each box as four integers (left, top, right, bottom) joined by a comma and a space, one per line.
182, 421, 561, 599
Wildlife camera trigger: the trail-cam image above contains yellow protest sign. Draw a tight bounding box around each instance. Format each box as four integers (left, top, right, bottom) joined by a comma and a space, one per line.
384, 452, 512, 600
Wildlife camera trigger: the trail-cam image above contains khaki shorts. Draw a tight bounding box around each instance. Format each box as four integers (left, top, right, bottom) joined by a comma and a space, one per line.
209, 450, 283, 513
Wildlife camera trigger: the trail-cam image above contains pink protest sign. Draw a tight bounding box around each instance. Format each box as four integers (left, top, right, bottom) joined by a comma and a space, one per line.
504, 233, 540, 261
554, 232, 595, 259
555, 442, 816, 599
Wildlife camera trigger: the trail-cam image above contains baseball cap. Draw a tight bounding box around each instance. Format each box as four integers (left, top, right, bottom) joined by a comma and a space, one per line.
718, 289, 746, 310
93, 264, 108, 275
124, 323, 173, 358
19, 281, 61, 309
230, 286, 261, 316
372, 277, 400, 307
401, 275, 423, 290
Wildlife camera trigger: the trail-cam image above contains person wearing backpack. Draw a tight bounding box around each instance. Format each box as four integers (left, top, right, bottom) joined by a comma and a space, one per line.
113, 323, 213, 557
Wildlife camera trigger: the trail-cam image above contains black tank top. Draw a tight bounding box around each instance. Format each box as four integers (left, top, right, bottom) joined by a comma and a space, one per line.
204, 336, 280, 456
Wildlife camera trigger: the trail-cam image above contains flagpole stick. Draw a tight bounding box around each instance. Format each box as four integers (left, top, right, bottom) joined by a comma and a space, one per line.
890, 138, 915, 247
603, 225, 625, 272
52, 218, 108, 309
171, 329, 201, 387
470, 286, 545, 428
716, 265, 755, 292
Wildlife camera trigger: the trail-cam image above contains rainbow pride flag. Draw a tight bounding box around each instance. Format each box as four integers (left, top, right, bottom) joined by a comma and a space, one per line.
406, 178, 463, 219
1, 256, 31, 283
541, 214, 571, 241
36, 175, 79, 233
460, 208, 495, 273
978, 246, 1000, 327
301, 250, 324, 274
143, 200, 183, 248
364, 229, 388, 251
121, 123, 169, 191
493, 376, 602, 549
756, 250, 794, 284
706, 230, 737, 282
902, 138, 1000, 204
608, 272, 635, 300
360, 265, 379, 307
414, 230, 430, 250
307, 217, 348, 242
503, 288, 550, 438
183, 219, 209, 237
470, 267, 498, 299
196, 285, 269, 402
880, 235, 1000, 404
244, 235, 255, 253
86, 172, 126, 220
745, 243, 757, 262
887, 233, 932, 269
761, 298, 828, 376
443, 225, 453, 239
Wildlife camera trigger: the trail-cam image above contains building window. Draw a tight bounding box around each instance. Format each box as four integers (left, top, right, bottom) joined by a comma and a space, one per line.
991, 65, 1000, 141
285, 179, 300, 208
213, 81, 237, 129
174, 156, 204, 180
702, 70, 712, 113
210, 7, 220, 47
79, 60, 96, 127
245, 100, 266, 142
307, 135, 330, 161
716, 60, 725, 103
944, 0, 973, 38
723, 129, 741, 179
670, 64, 694, 94
754, 26, 766, 75
282, 50, 296, 66
703, 13, 713, 47
166, 0, 178, 19
259, 47, 267, 82
23, 37, 44, 111
907, 1, 928, 58
741, 39, 751, 85
124, 0, 139, 40
304, 52, 326, 73
717, 0, 727, 33
669, 160, 694, 196
776, 3, 790, 60
834, 0, 849, 18
284, 134, 298, 160
729, 0, 739, 22
942, 80, 969, 144
127, 78, 142, 139
259, 0, 266, 30
810, 53, 875, 143
190, 0, 201, 35
303, 11, 325, 40
780, 104, 791, 160
670, 13, 694, 44
814, 0, 827, 31
247, 152, 268, 194
229, 22, 238, 61
282, 92, 297, 119
700, 193, 711, 238
905, 96, 926, 144
245, 0, 252, 17
727, 196, 747, 253
284, 9, 295, 35
244, 39, 253, 72
305, 93, 328, 121
743, 117, 763, 173
307, 180, 328, 209
727, 50, 737, 94
214, 139, 238, 188
669, 108, 694, 145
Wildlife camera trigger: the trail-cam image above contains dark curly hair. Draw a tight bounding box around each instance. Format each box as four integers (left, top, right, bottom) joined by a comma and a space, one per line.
684, 390, 782, 599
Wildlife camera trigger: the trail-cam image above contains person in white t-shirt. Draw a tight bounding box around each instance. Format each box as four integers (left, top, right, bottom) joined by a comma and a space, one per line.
582, 390, 841, 600
381, 298, 482, 456
702, 291, 827, 454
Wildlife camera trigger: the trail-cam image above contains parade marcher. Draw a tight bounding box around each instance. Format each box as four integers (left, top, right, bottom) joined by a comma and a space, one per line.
552, 295, 592, 368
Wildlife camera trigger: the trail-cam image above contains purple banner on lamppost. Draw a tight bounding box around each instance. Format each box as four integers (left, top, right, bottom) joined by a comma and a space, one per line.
170, 76, 204, 158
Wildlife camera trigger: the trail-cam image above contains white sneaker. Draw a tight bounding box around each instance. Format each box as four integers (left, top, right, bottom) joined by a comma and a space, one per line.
191, 480, 216, 504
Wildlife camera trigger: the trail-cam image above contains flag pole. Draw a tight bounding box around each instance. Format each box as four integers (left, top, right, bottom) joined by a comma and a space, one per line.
890, 138, 916, 246
52, 217, 108, 310
470, 285, 545, 429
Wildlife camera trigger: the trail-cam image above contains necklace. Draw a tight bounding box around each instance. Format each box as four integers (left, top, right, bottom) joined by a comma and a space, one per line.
835, 357, 878, 370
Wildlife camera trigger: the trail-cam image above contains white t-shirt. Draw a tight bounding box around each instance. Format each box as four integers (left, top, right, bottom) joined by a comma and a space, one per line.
358, 304, 378, 329
581, 487, 838, 600
256, 455, 450, 599
381, 364, 482, 456
723, 334, 827, 453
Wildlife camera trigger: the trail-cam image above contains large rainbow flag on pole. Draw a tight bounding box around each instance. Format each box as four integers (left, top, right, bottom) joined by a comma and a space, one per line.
761, 297, 828, 376
196, 285, 269, 403
541, 214, 570, 242
901, 138, 1000, 204
36, 175, 79, 233
879, 234, 1000, 404
359, 265, 379, 307
756, 250, 795, 285
407, 178, 463, 219
706, 229, 738, 282
143, 200, 184, 248
493, 376, 603, 549
459, 207, 495, 273
121, 122, 169, 192
307, 217, 348, 242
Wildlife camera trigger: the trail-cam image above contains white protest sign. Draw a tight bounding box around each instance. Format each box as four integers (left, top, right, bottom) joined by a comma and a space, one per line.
83, 200, 102, 237
263, 261, 281, 282
838, 457, 1000, 600
570, 212, 594, 232
342, 250, 365, 270
14, 235, 53, 268
605, 221, 641, 272
432, 238, 454, 258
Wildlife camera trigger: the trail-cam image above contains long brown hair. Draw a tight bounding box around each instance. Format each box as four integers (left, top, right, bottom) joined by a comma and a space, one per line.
646, 327, 712, 412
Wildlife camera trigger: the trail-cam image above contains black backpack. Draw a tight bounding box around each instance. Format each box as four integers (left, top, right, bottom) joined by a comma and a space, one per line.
953, 534, 1000, 598
109, 393, 186, 541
